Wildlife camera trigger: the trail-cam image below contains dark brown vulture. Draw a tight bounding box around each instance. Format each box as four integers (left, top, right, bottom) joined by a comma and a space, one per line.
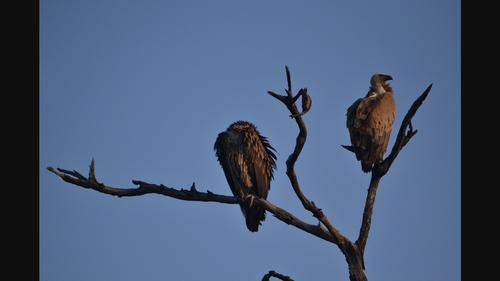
214, 121, 277, 232
345, 73, 396, 172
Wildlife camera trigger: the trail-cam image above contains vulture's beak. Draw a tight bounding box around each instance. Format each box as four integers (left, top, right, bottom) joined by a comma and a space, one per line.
382, 74, 393, 81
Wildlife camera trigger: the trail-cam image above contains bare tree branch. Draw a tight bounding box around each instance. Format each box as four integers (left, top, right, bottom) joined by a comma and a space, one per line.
268, 66, 352, 252
377, 83, 433, 176
47, 164, 337, 244
262, 270, 295, 281
47, 166, 237, 203
355, 84, 433, 268
354, 174, 380, 269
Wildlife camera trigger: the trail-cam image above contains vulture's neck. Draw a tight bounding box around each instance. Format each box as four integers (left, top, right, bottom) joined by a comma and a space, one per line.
370, 84, 392, 96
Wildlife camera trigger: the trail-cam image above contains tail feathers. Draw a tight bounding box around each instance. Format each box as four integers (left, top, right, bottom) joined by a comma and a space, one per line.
361, 161, 373, 173
341, 145, 355, 153
344, 144, 374, 172
244, 206, 266, 232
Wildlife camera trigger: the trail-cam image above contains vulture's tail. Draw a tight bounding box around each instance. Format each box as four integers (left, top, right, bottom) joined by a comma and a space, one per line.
245, 206, 266, 232
361, 161, 373, 173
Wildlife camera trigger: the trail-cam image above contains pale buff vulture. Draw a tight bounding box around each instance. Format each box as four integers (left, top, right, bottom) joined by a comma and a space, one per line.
345, 74, 396, 172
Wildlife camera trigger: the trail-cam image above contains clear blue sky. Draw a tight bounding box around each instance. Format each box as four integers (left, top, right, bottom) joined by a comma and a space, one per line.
40, 1, 460, 280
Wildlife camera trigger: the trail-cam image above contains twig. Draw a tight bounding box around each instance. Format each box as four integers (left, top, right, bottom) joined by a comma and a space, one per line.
376, 83, 433, 176
262, 270, 295, 281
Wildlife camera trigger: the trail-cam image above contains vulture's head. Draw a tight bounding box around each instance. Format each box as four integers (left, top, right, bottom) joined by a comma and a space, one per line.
370, 73, 393, 87
228, 120, 255, 134
369, 73, 393, 94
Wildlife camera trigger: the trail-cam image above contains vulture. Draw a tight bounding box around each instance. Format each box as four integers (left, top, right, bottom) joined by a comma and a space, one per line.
345, 73, 396, 172
214, 121, 277, 232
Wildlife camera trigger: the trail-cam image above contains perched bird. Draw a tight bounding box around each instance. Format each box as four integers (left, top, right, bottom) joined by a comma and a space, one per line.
214, 121, 277, 232
345, 73, 396, 172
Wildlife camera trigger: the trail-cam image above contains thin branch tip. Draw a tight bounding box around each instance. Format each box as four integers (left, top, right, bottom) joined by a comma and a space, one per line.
267, 90, 288, 104
285, 66, 292, 96
291, 91, 302, 103
421, 83, 433, 99
88, 158, 97, 182
90, 158, 95, 172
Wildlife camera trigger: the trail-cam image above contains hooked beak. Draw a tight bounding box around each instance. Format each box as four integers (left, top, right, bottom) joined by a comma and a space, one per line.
382, 74, 393, 81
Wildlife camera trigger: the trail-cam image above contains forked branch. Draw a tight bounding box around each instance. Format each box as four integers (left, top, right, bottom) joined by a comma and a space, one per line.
268, 66, 351, 252
378, 83, 433, 175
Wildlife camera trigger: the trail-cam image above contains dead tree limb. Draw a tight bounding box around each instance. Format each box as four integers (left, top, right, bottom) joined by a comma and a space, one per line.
47, 163, 337, 244
268, 67, 352, 253
269, 67, 365, 280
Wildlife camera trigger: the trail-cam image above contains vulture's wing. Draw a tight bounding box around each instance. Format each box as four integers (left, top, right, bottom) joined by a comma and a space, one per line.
246, 135, 276, 199
214, 133, 250, 199
355, 93, 387, 124
346, 98, 362, 128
